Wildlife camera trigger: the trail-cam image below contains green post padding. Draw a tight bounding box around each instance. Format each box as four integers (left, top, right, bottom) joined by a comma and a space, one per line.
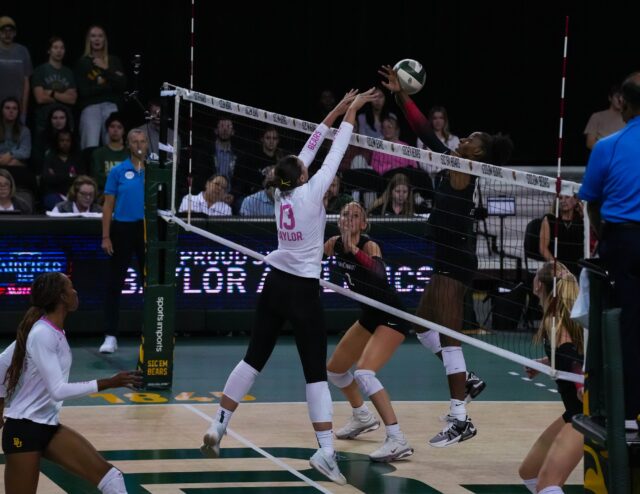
140, 160, 177, 389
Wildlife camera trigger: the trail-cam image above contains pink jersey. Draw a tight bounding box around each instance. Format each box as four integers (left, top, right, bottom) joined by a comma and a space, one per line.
266, 122, 354, 278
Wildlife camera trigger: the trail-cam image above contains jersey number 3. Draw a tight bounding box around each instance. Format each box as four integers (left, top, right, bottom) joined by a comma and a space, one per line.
279, 204, 296, 230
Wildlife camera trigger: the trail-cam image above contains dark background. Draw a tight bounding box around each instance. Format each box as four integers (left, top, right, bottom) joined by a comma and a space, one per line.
5, 1, 639, 166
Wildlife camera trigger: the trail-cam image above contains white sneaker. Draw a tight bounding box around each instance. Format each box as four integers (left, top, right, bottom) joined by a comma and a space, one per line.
369, 434, 414, 462
309, 449, 347, 485
201, 422, 225, 458
99, 336, 117, 354
335, 410, 380, 439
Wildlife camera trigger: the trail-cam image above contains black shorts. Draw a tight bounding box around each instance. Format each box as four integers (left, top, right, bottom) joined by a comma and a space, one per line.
2, 418, 60, 454
432, 242, 477, 285
358, 296, 410, 336
560, 385, 583, 423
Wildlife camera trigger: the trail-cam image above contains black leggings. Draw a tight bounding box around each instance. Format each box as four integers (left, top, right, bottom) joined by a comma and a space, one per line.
244, 268, 327, 383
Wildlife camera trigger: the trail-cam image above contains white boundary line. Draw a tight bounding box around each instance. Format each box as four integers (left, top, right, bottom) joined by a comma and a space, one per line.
167, 84, 580, 195
182, 403, 335, 494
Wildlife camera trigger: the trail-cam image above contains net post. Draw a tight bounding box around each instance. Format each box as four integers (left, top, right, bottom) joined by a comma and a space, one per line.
139, 91, 178, 388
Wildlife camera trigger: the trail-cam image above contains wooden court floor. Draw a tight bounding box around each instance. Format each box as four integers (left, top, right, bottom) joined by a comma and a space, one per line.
0, 401, 582, 493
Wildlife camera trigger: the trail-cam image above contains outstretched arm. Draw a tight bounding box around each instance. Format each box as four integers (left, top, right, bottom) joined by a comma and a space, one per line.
379, 65, 450, 155
299, 89, 358, 168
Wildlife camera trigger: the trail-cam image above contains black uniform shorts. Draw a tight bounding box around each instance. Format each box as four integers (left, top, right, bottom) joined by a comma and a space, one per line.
2, 418, 60, 454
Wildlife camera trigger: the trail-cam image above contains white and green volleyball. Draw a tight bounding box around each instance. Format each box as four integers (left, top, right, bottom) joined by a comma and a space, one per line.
393, 59, 426, 95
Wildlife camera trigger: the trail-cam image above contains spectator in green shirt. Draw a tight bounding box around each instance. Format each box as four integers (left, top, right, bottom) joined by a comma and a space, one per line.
90, 112, 127, 190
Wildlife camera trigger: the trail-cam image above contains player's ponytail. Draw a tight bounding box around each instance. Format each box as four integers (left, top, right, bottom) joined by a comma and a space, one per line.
4, 273, 67, 396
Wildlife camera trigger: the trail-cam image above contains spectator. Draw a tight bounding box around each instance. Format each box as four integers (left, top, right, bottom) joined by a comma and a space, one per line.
41, 130, 84, 210
323, 174, 352, 214
0, 96, 34, 195
313, 88, 336, 123
136, 99, 178, 162
75, 26, 126, 149
99, 129, 148, 353
584, 84, 625, 150
90, 112, 127, 190
357, 87, 396, 138
31, 36, 77, 153
417, 106, 460, 151
538, 194, 584, 277
370, 116, 417, 175
212, 117, 237, 184
231, 126, 284, 205
0, 16, 32, 123
338, 119, 372, 171
179, 174, 232, 216
240, 165, 276, 217
33, 104, 74, 169
368, 172, 415, 216
0, 168, 31, 213
52, 175, 102, 214
579, 71, 640, 422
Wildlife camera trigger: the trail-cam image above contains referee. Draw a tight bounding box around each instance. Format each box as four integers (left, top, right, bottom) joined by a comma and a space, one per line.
99, 129, 148, 353
579, 71, 640, 422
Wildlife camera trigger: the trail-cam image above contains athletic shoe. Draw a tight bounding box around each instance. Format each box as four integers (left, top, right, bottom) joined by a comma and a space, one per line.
465, 370, 486, 403
201, 422, 225, 458
99, 336, 117, 354
369, 434, 414, 462
429, 417, 477, 447
335, 410, 380, 439
309, 449, 347, 485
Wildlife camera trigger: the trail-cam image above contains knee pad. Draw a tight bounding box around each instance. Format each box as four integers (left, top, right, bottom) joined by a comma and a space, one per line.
327, 370, 354, 389
442, 346, 466, 376
223, 360, 260, 403
354, 369, 384, 397
416, 329, 442, 354
306, 381, 333, 423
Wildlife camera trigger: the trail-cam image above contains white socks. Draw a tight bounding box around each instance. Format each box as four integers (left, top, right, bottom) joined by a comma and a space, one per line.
450, 399, 467, 421
98, 467, 127, 494
385, 423, 403, 439
215, 406, 233, 429
538, 487, 563, 494
522, 477, 537, 494
315, 429, 334, 456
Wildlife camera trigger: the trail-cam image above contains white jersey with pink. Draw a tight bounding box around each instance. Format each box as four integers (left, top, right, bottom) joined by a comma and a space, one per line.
0, 319, 98, 425
265, 121, 354, 279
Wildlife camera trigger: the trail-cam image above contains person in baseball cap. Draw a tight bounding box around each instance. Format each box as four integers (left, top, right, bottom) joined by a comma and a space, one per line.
0, 16, 16, 30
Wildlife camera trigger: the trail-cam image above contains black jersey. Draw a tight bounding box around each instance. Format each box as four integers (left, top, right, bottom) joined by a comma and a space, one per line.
544, 340, 584, 421
334, 235, 396, 304
543, 214, 584, 277
428, 171, 477, 247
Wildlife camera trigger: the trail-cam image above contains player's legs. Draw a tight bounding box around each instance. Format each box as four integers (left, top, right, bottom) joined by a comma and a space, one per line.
43, 425, 123, 491
327, 321, 370, 407
3, 452, 41, 494
536, 422, 583, 491
519, 416, 565, 482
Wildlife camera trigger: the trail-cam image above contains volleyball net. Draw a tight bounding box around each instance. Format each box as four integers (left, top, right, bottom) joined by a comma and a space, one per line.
159, 84, 585, 385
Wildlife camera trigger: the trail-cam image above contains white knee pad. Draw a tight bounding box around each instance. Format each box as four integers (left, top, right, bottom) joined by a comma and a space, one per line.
327, 370, 354, 389
442, 346, 466, 376
223, 360, 260, 403
416, 329, 442, 354
98, 467, 127, 494
306, 381, 333, 423
354, 369, 384, 397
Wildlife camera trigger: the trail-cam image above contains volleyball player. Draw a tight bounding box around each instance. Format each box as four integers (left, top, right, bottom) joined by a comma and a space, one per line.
0, 272, 142, 494
519, 262, 584, 494
380, 64, 514, 447
325, 201, 414, 462
200, 88, 378, 485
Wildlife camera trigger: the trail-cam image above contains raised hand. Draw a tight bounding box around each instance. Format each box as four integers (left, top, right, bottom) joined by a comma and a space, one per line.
378, 65, 402, 93
349, 87, 379, 112
332, 89, 359, 116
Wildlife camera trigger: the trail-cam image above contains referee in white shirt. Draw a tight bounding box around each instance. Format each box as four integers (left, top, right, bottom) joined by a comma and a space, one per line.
0, 272, 141, 494
200, 89, 377, 485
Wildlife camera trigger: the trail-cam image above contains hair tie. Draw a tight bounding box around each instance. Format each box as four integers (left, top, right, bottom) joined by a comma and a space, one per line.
280, 179, 291, 187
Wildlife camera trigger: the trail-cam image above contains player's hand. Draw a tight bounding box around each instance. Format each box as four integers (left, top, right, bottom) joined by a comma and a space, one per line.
109, 370, 144, 390
378, 65, 402, 93
349, 87, 378, 112
331, 89, 358, 117
524, 366, 539, 379
341, 231, 357, 255
102, 237, 114, 256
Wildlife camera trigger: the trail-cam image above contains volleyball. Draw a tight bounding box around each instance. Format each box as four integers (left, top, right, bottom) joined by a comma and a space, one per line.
393, 59, 426, 95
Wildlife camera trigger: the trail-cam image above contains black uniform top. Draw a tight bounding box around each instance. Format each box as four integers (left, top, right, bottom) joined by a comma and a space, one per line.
428, 171, 477, 248
544, 214, 584, 277
334, 235, 397, 305
544, 340, 583, 417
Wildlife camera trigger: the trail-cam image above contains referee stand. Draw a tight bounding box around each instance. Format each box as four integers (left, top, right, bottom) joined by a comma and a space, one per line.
573, 259, 640, 493
138, 87, 178, 389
